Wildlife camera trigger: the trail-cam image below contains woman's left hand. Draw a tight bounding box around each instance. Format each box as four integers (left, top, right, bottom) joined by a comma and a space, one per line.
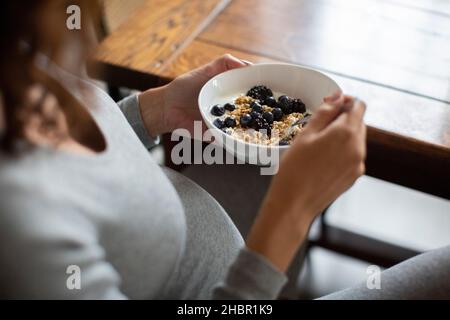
138, 54, 249, 137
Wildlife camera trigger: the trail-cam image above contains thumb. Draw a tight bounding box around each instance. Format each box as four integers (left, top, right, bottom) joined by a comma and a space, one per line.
206, 54, 247, 78
306, 102, 343, 133
220, 53, 249, 70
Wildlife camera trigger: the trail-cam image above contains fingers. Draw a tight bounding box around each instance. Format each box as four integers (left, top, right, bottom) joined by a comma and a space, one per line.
327, 99, 365, 130
203, 54, 251, 78
323, 91, 341, 104
341, 95, 355, 112
302, 91, 366, 136
348, 100, 366, 126
219, 54, 249, 70
306, 102, 343, 133
325, 93, 353, 110
360, 123, 367, 160
240, 59, 253, 66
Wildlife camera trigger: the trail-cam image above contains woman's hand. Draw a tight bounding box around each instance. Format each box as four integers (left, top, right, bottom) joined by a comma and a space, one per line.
138, 54, 249, 137
247, 94, 367, 272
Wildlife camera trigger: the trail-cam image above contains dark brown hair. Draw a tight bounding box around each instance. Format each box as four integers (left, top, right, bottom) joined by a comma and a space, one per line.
0, 0, 100, 152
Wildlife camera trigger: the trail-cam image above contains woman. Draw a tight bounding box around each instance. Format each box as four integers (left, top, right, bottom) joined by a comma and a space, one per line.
0, 1, 449, 299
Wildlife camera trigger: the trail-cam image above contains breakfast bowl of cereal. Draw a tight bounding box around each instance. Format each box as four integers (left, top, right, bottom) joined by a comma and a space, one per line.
198, 63, 341, 165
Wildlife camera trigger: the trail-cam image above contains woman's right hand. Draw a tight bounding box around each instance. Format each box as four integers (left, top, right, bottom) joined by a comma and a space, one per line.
247, 94, 367, 272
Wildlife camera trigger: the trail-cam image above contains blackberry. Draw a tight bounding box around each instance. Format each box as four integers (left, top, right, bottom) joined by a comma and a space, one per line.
272, 108, 283, 121
252, 118, 265, 130
224, 117, 236, 128
250, 110, 262, 121
251, 101, 263, 113
263, 96, 278, 108
213, 118, 225, 129
246, 85, 273, 101
292, 99, 306, 113
211, 105, 225, 116
240, 114, 252, 127
278, 95, 293, 114
224, 103, 235, 111
259, 121, 272, 136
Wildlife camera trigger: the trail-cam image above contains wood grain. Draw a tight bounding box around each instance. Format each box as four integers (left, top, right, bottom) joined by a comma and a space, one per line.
102, 0, 147, 33
161, 40, 450, 149
161, 40, 450, 199
90, 0, 450, 198
199, 0, 450, 103
92, 0, 230, 75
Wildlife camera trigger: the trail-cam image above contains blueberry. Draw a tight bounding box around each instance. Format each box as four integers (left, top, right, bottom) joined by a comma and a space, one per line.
278, 95, 289, 103
240, 114, 252, 127
224, 103, 235, 111
213, 118, 225, 129
250, 111, 262, 122
292, 99, 306, 113
251, 101, 263, 113
279, 140, 290, 146
278, 96, 293, 114
264, 96, 278, 108
224, 117, 236, 128
272, 108, 283, 121
262, 112, 274, 124
211, 105, 225, 116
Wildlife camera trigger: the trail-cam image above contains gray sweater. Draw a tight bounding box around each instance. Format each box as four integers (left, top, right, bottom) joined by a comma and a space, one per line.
0, 62, 286, 299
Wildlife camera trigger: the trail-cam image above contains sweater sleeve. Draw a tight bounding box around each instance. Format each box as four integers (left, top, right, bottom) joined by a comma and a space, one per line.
117, 94, 159, 149
213, 247, 288, 300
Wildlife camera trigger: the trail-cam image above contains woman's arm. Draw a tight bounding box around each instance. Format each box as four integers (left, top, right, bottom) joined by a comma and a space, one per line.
213, 95, 367, 299
137, 54, 248, 136
117, 94, 160, 149
249, 95, 366, 272
117, 54, 247, 148
120, 56, 366, 298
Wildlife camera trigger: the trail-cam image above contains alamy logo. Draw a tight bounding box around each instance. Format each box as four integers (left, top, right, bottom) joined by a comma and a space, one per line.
366, 265, 381, 290
66, 265, 81, 290
66, 5, 81, 30
170, 121, 280, 175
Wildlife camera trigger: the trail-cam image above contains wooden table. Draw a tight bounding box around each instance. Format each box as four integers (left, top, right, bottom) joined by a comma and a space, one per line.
90, 0, 450, 200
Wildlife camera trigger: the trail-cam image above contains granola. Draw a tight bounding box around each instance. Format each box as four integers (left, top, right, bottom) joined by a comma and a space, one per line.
210, 85, 310, 146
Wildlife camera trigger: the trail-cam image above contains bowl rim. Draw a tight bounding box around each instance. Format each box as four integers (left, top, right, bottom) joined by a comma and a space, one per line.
198, 62, 340, 149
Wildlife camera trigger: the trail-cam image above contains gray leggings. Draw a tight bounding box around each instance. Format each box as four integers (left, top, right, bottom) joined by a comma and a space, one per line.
164, 165, 450, 299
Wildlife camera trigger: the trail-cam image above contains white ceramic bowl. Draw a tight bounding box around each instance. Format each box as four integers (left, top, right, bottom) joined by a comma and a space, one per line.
198, 63, 341, 165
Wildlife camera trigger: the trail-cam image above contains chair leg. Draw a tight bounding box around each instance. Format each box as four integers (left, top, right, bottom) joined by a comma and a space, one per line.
309, 223, 420, 268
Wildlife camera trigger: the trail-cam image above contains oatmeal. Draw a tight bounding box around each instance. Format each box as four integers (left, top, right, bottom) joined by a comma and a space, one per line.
210, 85, 310, 146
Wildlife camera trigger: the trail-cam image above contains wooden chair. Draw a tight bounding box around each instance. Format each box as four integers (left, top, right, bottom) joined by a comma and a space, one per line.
97, 0, 148, 101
